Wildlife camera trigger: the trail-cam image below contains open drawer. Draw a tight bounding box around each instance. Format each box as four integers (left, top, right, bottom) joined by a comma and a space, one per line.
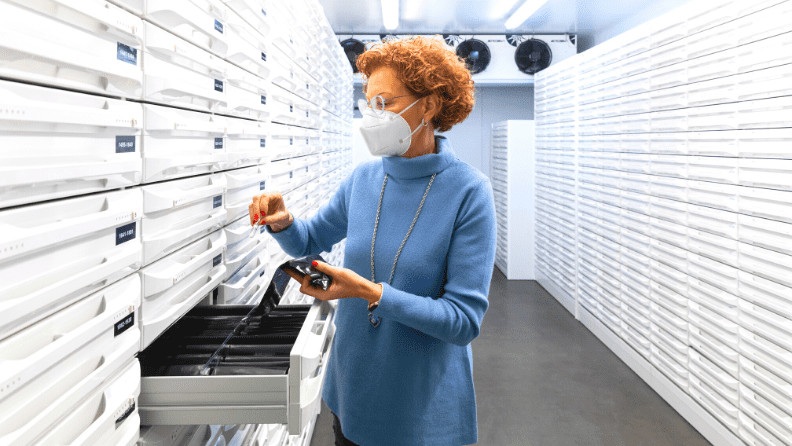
224, 117, 269, 171
144, 0, 229, 58
139, 230, 227, 349
142, 104, 227, 183
0, 79, 142, 209
142, 21, 228, 114
219, 249, 270, 305
0, 0, 143, 99
141, 173, 227, 266
0, 275, 139, 446
0, 188, 142, 340
138, 260, 336, 437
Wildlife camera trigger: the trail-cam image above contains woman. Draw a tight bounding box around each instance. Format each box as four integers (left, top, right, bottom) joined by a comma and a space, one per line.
249, 36, 497, 446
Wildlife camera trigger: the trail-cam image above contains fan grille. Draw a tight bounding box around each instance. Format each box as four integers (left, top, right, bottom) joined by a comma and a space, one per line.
515, 39, 553, 75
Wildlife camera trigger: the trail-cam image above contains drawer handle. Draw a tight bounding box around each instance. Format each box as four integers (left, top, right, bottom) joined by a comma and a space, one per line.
143, 231, 225, 296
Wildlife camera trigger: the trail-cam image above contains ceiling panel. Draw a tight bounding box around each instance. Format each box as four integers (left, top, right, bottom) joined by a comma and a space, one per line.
318, 0, 692, 50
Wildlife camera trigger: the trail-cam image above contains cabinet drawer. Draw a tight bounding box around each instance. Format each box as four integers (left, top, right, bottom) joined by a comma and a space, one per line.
740, 327, 792, 386
0, 0, 143, 99
650, 280, 688, 320
145, 0, 229, 57
740, 384, 792, 446
226, 64, 272, 122
739, 271, 792, 321
139, 281, 335, 437
736, 129, 792, 159
141, 174, 227, 266
686, 131, 736, 157
0, 189, 142, 340
688, 276, 739, 324
740, 159, 792, 192
687, 180, 740, 212
226, 8, 271, 80
740, 355, 792, 431
689, 348, 740, 408
142, 21, 228, 114
270, 88, 302, 126
739, 299, 792, 355
219, 250, 269, 305
649, 176, 687, 202
650, 343, 689, 391
139, 230, 227, 349
687, 204, 738, 240
687, 228, 739, 267
740, 186, 792, 224
0, 80, 142, 208
0, 275, 140, 445
142, 104, 227, 183
739, 243, 792, 289
224, 165, 269, 222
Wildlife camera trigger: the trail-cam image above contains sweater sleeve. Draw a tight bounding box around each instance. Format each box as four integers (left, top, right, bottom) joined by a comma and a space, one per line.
265, 169, 353, 257
372, 178, 497, 347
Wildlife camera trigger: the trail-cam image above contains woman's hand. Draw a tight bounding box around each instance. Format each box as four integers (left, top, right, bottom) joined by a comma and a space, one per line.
249, 191, 293, 232
284, 260, 383, 305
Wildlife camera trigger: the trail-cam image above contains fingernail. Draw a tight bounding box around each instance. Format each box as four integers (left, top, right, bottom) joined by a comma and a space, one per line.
253, 214, 259, 221
262, 220, 266, 225
312, 261, 318, 266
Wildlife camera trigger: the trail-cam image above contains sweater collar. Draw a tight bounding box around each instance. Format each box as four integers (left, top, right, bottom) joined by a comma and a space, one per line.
381, 136, 455, 180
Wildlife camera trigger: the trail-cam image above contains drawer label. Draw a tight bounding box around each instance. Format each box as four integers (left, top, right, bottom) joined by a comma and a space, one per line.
261, 95, 267, 105
117, 42, 137, 65
260, 269, 266, 277
114, 312, 134, 337
289, 171, 293, 179
289, 137, 293, 145
214, 137, 223, 149
115, 135, 136, 153
261, 52, 267, 61
215, 79, 224, 92
260, 181, 266, 190
213, 195, 223, 208
261, 8, 267, 16
116, 222, 136, 246
290, 105, 293, 113
214, 20, 224, 34
260, 138, 266, 148
260, 225, 266, 234
115, 400, 135, 429
213, 254, 222, 267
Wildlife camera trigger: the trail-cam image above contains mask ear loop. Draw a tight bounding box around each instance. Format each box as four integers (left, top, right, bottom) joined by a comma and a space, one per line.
398, 118, 426, 144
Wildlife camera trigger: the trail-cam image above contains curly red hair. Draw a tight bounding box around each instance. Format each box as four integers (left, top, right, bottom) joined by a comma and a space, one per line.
356, 36, 475, 132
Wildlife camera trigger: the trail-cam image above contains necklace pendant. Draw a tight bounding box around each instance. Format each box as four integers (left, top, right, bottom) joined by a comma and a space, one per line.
369, 313, 381, 327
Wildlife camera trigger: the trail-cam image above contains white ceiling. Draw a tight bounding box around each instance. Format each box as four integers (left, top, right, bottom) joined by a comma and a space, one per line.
317, 0, 692, 50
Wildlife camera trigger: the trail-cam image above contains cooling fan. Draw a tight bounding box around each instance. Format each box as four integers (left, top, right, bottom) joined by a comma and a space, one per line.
339, 38, 365, 73
515, 39, 553, 75
455, 39, 491, 74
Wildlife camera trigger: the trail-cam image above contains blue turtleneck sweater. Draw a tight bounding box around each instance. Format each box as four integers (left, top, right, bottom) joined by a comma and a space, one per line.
267, 136, 497, 445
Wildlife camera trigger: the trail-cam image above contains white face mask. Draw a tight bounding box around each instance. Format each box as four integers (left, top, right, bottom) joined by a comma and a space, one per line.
358, 97, 425, 157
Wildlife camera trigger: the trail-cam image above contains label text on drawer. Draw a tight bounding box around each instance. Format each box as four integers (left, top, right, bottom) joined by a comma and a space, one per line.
260, 225, 266, 234
213, 195, 222, 208
117, 42, 137, 66
213, 254, 222, 267
260, 138, 266, 148
261, 8, 266, 16
261, 95, 267, 105
261, 52, 267, 61
214, 20, 224, 34
116, 222, 136, 245
116, 135, 136, 153
214, 138, 223, 149
260, 181, 266, 190
215, 79, 224, 92
114, 312, 134, 337
115, 400, 135, 429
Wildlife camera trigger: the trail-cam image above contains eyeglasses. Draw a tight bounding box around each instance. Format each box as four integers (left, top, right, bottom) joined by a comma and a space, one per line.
358, 94, 413, 115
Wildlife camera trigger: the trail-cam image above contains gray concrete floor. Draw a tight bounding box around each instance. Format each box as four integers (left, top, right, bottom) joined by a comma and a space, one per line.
309, 267, 713, 446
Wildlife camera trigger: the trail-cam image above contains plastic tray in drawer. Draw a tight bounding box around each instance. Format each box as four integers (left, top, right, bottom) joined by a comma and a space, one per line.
689, 348, 739, 408
142, 22, 228, 114
738, 271, 792, 321
139, 230, 227, 349
740, 355, 792, 428
219, 252, 270, 306
741, 383, 792, 445
739, 299, 792, 354
144, 0, 229, 57
139, 265, 335, 436
0, 0, 143, 99
0, 79, 143, 209
141, 174, 227, 266
0, 188, 142, 340
141, 104, 227, 183
0, 275, 140, 445
225, 64, 272, 123
138, 424, 229, 446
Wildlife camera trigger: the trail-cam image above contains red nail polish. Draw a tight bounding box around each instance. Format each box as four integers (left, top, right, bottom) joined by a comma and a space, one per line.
262, 220, 266, 225
312, 261, 318, 267
253, 214, 259, 221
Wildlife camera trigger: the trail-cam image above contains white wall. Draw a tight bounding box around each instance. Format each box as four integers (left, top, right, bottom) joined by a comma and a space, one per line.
442, 86, 534, 179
